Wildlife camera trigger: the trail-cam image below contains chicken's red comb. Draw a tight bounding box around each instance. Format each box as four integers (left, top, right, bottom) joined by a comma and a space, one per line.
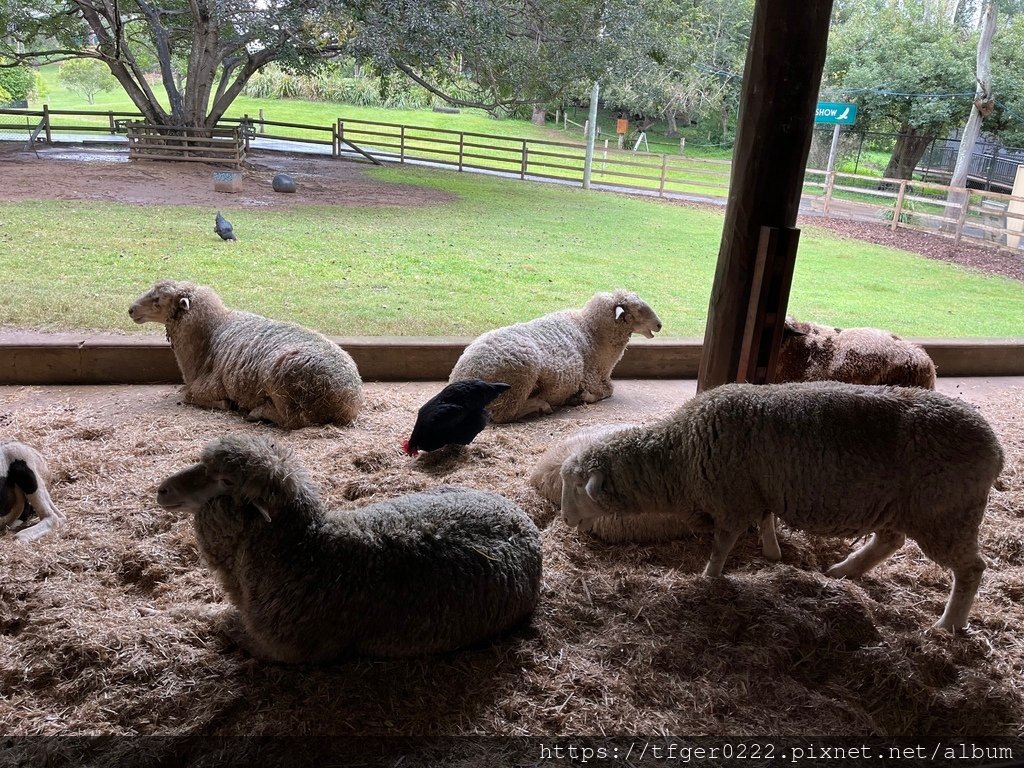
401, 439, 417, 456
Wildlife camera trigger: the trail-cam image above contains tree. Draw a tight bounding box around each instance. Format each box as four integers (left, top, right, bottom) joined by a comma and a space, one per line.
57, 57, 116, 103
944, 0, 996, 220
824, 0, 974, 180
0, 58, 34, 104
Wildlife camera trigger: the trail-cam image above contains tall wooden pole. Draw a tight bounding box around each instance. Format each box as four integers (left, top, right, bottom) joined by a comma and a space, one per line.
697, 0, 836, 392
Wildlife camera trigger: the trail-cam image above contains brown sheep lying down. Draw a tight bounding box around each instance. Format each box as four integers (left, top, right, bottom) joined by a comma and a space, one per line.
775, 317, 936, 388
157, 435, 542, 662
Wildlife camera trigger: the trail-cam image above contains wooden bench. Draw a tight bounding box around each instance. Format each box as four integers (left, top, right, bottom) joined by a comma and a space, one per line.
126, 123, 245, 168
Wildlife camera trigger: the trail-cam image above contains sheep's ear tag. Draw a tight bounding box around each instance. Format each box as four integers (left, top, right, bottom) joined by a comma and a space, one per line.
179, 297, 191, 311
614, 305, 626, 321
585, 472, 604, 501
254, 501, 272, 523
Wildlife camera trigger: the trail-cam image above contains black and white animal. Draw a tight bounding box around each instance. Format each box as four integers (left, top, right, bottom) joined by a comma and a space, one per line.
1, 442, 64, 543
214, 211, 236, 242
157, 434, 542, 661
402, 380, 511, 456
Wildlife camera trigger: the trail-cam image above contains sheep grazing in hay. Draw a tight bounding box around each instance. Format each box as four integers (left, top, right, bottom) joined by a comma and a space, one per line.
560, 382, 1004, 631
1, 442, 64, 543
157, 434, 542, 662
449, 290, 662, 423
129, 280, 363, 429
529, 424, 787, 553
775, 317, 936, 388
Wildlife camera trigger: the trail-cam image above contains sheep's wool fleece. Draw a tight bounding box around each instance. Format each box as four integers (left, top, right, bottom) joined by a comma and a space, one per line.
573, 382, 1003, 539
195, 468, 542, 661
775, 319, 936, 389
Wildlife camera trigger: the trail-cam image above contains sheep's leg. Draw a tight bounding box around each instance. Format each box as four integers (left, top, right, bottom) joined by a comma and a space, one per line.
826, 530, 905, 579
579, 377, 614, 404
760, 513, 782, 561
933, 552, 986, 632
183, 377, 233, 411
245, 400, 288, 427
1, 489, 27, 529
704, 527, 742, 577
14, 483, 63, 543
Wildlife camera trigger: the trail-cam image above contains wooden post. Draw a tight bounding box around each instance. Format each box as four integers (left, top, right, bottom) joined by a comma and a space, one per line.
823, 171, 835, 215
697, 0, 835, 392
258, 108, 265, 133
42, 104, 51, 144
954, 190, 971, 245
659, 153, 669, 197
331, 123, 338, 158
400, 126, 406, 163
891, 180, 908, 231
521, 141, 528, 180
458, 132, 465, 171
108, 111, 115, 134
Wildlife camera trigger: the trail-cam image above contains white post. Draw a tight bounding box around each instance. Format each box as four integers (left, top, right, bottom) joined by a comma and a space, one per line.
582, 81, 600, 190
1008, 164, 1024, 250
679, 137, 686, 154
826, 123, 841, 175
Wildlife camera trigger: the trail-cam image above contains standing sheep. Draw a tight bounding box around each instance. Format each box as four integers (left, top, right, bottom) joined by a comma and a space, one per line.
775, 317, 936, 388
449, 290, 662, 423
1, 442, 64, 543
157, 434, 542, 661
129, 280, 363, 429
559, 382, 1004, 631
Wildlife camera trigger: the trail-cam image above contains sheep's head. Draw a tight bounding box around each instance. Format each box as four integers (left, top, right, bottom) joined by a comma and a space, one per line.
598, 291, 663, 339
559, 453, 617, 530
157, 434, 315, 524
128, 280, 197, 325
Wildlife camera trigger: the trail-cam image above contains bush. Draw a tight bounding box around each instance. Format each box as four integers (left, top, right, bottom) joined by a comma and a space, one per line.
0, 61, 35, 105
242, 63, 436, 109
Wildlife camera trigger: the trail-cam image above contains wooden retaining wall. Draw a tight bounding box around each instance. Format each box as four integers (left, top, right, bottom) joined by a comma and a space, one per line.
0, 335, 1020, 385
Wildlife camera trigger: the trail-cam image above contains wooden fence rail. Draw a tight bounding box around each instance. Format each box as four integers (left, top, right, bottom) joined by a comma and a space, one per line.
2, 106, 1022, 254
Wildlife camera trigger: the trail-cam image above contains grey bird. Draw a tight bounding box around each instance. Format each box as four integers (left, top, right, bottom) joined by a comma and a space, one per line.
214, 211, 237, 241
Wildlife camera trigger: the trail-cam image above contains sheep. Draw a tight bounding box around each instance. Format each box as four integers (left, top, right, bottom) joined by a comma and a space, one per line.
128, 280, 363, 429
559, 382, 1004, 631
156, 434, 542, 661
449, 290, 662, 423
775, 317, 936, 388
529, 424, 786, 552
1, 442, 64, 543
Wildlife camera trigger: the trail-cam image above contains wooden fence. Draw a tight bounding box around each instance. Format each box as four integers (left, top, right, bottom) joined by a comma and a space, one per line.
2, 106, 1022, 254
126, 123, 245, 167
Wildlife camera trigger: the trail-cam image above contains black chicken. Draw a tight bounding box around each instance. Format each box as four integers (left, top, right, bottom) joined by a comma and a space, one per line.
214, 210, 237, 241
402, 380, 512, 456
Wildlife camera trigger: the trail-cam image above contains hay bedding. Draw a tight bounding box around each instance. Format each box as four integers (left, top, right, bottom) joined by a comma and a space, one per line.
1, 381, 1023, 743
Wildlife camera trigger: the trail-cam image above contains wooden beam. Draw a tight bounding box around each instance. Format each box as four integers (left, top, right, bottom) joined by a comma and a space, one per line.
697, 0, 836, 391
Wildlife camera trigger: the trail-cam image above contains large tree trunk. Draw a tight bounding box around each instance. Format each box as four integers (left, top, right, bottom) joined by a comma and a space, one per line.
881, 126, 935, 182
665, 110, 679, 137
944, 0, 997, 226
531, 104, 547, 125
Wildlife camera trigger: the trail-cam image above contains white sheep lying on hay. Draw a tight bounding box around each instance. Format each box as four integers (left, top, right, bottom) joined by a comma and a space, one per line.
1, 442, 64, 543
560, 382, 1004, 631
129, 280, 363, 429
157, 434, 542, 661
529, 424, 782, 555
449, 290, 662, 423
775, 317, 936, 388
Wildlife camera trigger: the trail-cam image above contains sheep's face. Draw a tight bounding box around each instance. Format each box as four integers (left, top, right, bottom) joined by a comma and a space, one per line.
559, 456, 617, 529
157, 462, 237, 513
612, 292, 662, 339
128, 281, 191, 325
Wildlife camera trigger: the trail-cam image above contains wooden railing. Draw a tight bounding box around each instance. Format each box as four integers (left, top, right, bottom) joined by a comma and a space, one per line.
126, 123, 245, 167
1, 106, 1022, 254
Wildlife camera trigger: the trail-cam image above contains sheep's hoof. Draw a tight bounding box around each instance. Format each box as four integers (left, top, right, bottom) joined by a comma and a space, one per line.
825, 562, 860, 579
763, 546, 782, 562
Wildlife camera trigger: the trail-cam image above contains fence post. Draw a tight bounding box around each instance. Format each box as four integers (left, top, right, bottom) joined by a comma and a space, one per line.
400, 125, 406, 163
823, 171, 835, 215
108, 111, 115, 134
331, 123, 338, 158
520, 141, 527, 179
42, 104, 51, 144
242, 114, 250, 151
258, 108, 265, 133
679, 137, 685, 154
458, 132, 465, 171
954, 190, 971, 244
891, 180, 907, 231
659, 153, 668, 197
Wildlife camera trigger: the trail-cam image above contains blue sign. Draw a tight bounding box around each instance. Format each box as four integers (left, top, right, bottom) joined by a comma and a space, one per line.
815, 102, 858, 125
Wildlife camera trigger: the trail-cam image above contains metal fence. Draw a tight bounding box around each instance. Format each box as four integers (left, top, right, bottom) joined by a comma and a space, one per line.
2, 106, 1022, 254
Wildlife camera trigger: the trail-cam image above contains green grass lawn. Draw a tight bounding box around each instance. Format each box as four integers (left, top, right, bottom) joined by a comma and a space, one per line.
1, 166, 1021, 337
